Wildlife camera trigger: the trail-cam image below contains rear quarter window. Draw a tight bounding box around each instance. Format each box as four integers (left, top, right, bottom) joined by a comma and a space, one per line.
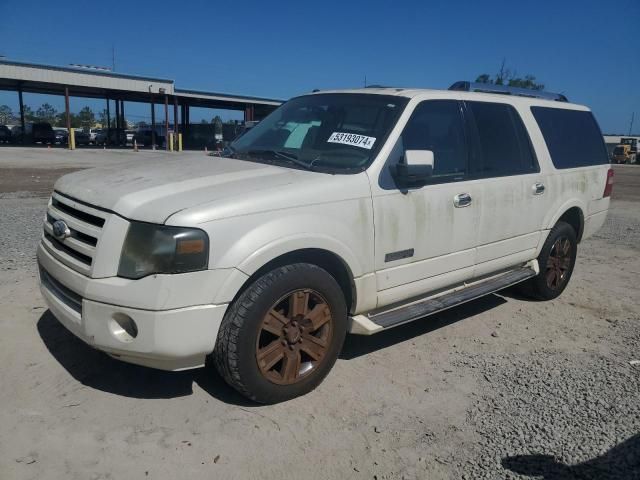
531, 107, 609, 169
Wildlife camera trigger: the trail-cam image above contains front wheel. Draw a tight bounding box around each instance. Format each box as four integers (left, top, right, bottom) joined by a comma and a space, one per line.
519, 221, 577, 300
213, 263, 348, 403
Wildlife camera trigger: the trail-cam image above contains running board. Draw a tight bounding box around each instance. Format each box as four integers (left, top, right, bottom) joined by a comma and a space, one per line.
349, 265, 537, 335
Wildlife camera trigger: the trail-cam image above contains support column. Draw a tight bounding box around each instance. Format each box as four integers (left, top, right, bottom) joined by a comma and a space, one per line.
244, 104, 254, 122
64, 87, 71, 149
18, 87, 25, 145
164, 95, 169, 151
106, 97, 111, 144
114, 100, 121, 145
120, 100, 126, 133
173, 97, 178, 135
185, 105, 190, 150
151, 101, 156, 149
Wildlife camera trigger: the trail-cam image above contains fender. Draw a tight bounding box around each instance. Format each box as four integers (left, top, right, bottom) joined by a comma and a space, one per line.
208, 207, 373, 304
543, 198, 586, 231
210, 234, 364, 306
535, 198, 586, 255
236, 233, 364, 279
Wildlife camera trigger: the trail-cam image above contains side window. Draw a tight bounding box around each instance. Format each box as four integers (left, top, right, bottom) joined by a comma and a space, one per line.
465, 101, 538, 177
530, 107, 609, 169
401, 100, 468, 182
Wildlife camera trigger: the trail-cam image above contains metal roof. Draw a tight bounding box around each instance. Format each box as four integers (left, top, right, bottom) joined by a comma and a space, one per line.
175, 88, 282, 106
0, 59, 283, 108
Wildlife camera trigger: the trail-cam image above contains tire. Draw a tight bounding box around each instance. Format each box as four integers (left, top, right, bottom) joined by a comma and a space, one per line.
213, 263, 348, 404
519, 221, 577, 300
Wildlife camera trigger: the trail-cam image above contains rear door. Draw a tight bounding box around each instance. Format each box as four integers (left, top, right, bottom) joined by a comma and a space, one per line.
463, 100, 547, 276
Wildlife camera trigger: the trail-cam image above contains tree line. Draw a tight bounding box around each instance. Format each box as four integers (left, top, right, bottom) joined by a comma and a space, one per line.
1, 105, 231, 133
0, 103, 98, 129
475, 60, 545, 90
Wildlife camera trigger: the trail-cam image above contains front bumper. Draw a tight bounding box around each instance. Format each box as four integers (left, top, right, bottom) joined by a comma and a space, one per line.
37, 243, 231, 371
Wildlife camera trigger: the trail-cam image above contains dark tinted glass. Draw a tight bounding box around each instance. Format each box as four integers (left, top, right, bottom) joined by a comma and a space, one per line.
531, 107, 609, 169
401, 100, 467, 181
466, 101, 538, 177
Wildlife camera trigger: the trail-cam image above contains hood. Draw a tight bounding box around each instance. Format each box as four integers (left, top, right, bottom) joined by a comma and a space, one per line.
54, 156, 317, 224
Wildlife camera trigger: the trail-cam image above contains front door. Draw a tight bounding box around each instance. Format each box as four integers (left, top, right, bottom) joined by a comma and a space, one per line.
372, 100, 481, 307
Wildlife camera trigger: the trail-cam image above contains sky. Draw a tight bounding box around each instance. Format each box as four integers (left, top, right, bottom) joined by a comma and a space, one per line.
0, 0, 638, 132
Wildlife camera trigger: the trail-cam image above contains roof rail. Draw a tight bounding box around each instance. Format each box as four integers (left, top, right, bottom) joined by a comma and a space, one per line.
449, 81, 568, 102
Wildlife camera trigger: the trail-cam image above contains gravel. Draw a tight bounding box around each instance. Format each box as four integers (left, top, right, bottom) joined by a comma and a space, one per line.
453, 347, 640, 479
593, 199, 640, 249
0, 195, 46, 276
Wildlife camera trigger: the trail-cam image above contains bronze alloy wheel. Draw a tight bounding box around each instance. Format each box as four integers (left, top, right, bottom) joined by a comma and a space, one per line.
546, 236, 572, 290
256, 289, 333, 385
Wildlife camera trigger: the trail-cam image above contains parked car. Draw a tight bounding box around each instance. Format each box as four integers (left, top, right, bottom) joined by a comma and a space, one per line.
95, 129, 126, 146
0, 125, 11, 143
73, 129, 91, 146
82, 128, 101, 145
133, 128, 165, 147
125, 130, 135, 145
53, 128, 68, 145
11, 122, 55, 144
38, 83, 612, 403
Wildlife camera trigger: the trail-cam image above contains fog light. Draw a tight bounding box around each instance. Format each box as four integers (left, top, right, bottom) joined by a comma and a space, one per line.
109, 313, 138, 342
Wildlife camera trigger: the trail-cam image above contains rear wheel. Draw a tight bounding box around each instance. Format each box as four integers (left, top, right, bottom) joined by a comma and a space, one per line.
213, 263, 348, 403
519, 221, 577, 300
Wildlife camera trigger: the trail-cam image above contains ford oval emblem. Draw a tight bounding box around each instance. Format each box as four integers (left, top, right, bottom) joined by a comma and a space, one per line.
52, 220, 71, 239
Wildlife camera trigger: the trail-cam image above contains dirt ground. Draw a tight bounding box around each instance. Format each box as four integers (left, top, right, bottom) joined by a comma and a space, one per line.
0, 149, 638, 479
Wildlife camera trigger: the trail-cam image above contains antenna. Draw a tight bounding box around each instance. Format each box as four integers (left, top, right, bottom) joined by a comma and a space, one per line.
629, 112, 635, 136
112, 45, 116, 72
364, 75, 367, 88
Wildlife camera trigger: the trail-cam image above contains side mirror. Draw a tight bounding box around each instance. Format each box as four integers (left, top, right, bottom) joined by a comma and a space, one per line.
389, 150, 434, 187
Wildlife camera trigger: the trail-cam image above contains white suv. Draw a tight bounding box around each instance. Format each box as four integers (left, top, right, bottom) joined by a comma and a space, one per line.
37, 83, 612, 403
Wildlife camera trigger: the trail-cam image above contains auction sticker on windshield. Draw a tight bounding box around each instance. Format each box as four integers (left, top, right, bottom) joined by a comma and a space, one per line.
327, 132, 376, 150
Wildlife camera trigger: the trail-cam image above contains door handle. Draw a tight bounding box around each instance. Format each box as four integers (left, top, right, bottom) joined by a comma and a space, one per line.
532, 182, 545, 195
454, 193, 472, 208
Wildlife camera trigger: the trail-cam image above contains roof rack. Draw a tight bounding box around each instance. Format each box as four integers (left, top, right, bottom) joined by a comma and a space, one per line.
449, 81, 568, 102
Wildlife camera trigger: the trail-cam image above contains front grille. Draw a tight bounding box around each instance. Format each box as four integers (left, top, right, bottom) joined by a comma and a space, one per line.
51, 197, 105, 228
39, 267, 83, 315
42, 192, 109, 276
44, 232, 93, 265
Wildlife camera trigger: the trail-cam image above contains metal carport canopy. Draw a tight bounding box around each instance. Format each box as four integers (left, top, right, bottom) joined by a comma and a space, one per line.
0, 59, 283, 109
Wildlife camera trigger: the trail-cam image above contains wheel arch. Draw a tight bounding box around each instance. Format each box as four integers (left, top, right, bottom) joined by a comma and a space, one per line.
557, 207, 585, 242
546, 201, 585, 243
232, 248, 358, 314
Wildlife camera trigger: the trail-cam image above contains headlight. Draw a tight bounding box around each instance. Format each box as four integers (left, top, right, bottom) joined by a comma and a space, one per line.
118, 222, 209, 279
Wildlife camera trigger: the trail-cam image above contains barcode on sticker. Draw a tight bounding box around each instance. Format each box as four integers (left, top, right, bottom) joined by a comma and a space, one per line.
327, 132, 376, 150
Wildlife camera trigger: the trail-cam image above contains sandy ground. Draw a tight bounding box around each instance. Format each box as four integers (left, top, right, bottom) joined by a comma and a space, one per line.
0, 149, 638, 479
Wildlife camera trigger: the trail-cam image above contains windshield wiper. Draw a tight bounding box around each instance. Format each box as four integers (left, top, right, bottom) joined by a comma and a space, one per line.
246, 149, 317, 171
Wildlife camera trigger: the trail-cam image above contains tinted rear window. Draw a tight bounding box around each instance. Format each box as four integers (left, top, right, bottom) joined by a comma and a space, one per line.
466, 101, 538, 177
531, 107, 609, 169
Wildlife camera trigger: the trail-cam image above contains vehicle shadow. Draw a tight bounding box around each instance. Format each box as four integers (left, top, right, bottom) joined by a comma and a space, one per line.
501, 433, 640, 479
499, 284, 544, 302
36, 310, 252, 405
340, 293, 506, 360
38, 293, 507, 404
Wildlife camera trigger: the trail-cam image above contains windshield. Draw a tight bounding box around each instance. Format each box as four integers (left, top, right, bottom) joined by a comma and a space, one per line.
614, 146, 625, 154
229, 93, 408, 172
